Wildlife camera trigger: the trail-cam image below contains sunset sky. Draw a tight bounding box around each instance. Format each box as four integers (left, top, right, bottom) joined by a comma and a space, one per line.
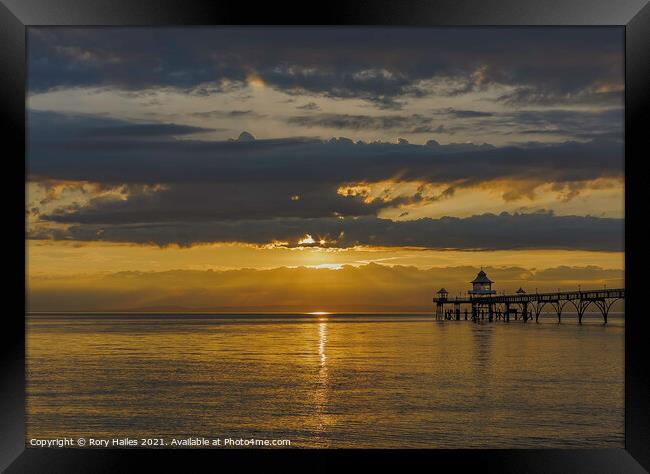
26, 27, 624, 312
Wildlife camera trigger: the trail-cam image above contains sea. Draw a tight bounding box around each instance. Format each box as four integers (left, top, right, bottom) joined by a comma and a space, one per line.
26, 312, 624, 448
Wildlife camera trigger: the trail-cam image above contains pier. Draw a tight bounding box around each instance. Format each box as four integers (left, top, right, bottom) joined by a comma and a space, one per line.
433, 270, 624, 324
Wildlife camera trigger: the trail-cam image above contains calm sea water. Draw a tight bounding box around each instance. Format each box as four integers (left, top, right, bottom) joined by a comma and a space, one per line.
26, 313, 624, 448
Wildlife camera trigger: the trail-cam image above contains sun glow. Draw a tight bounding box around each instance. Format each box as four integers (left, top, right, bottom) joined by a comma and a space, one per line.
246, 71, 265, 89
298, 234, 316, 245
306, 263, 344, 270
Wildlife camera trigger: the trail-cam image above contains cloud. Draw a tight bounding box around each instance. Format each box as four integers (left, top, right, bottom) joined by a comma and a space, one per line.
28, 27, 623, 108
31, 212, 624, 251
531, 265, 623, 282
27, 263, 624, 312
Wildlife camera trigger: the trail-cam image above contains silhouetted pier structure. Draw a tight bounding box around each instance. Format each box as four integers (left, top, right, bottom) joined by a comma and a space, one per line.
433, 270, 624, 324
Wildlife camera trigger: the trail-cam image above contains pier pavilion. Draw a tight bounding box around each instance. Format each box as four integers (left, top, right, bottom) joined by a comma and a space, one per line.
433, 270, 624, 324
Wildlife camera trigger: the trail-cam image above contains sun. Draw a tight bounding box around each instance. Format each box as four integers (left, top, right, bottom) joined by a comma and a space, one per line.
308, 311, 330, 316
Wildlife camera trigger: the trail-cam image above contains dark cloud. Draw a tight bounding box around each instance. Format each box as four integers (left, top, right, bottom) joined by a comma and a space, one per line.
432, 108, 495, 118
28, 27, 623, 108
80, 123, 214, 138
27, 110, 216, 142
499, 109, 624, 140
287, 113, 434, 132
31, 212, 623, 251
496, 86, 624, 107
296, 102, 321, 111
285, 108, 623, 141
38, 182, 390, 223
190, 109, 266, 119
29, 111, 621, 186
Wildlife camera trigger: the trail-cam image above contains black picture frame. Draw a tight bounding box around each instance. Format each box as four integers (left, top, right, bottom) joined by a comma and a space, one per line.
1, 0, 648, 471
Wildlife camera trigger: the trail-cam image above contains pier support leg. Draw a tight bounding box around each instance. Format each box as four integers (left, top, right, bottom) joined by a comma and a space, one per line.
593, 299, 611, 324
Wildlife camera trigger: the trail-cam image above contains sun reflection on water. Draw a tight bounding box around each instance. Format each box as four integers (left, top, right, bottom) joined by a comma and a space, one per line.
313, 319, 331, 443
319, 321, 327, 366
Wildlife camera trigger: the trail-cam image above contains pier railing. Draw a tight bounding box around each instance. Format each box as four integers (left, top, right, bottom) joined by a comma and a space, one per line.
433, 288, 624, 324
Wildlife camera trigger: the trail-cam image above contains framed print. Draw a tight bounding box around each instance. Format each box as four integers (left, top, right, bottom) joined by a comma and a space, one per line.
1, 0, 648, 472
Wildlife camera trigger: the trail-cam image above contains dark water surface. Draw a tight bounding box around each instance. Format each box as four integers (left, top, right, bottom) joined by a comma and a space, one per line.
26, 313, 624, 448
